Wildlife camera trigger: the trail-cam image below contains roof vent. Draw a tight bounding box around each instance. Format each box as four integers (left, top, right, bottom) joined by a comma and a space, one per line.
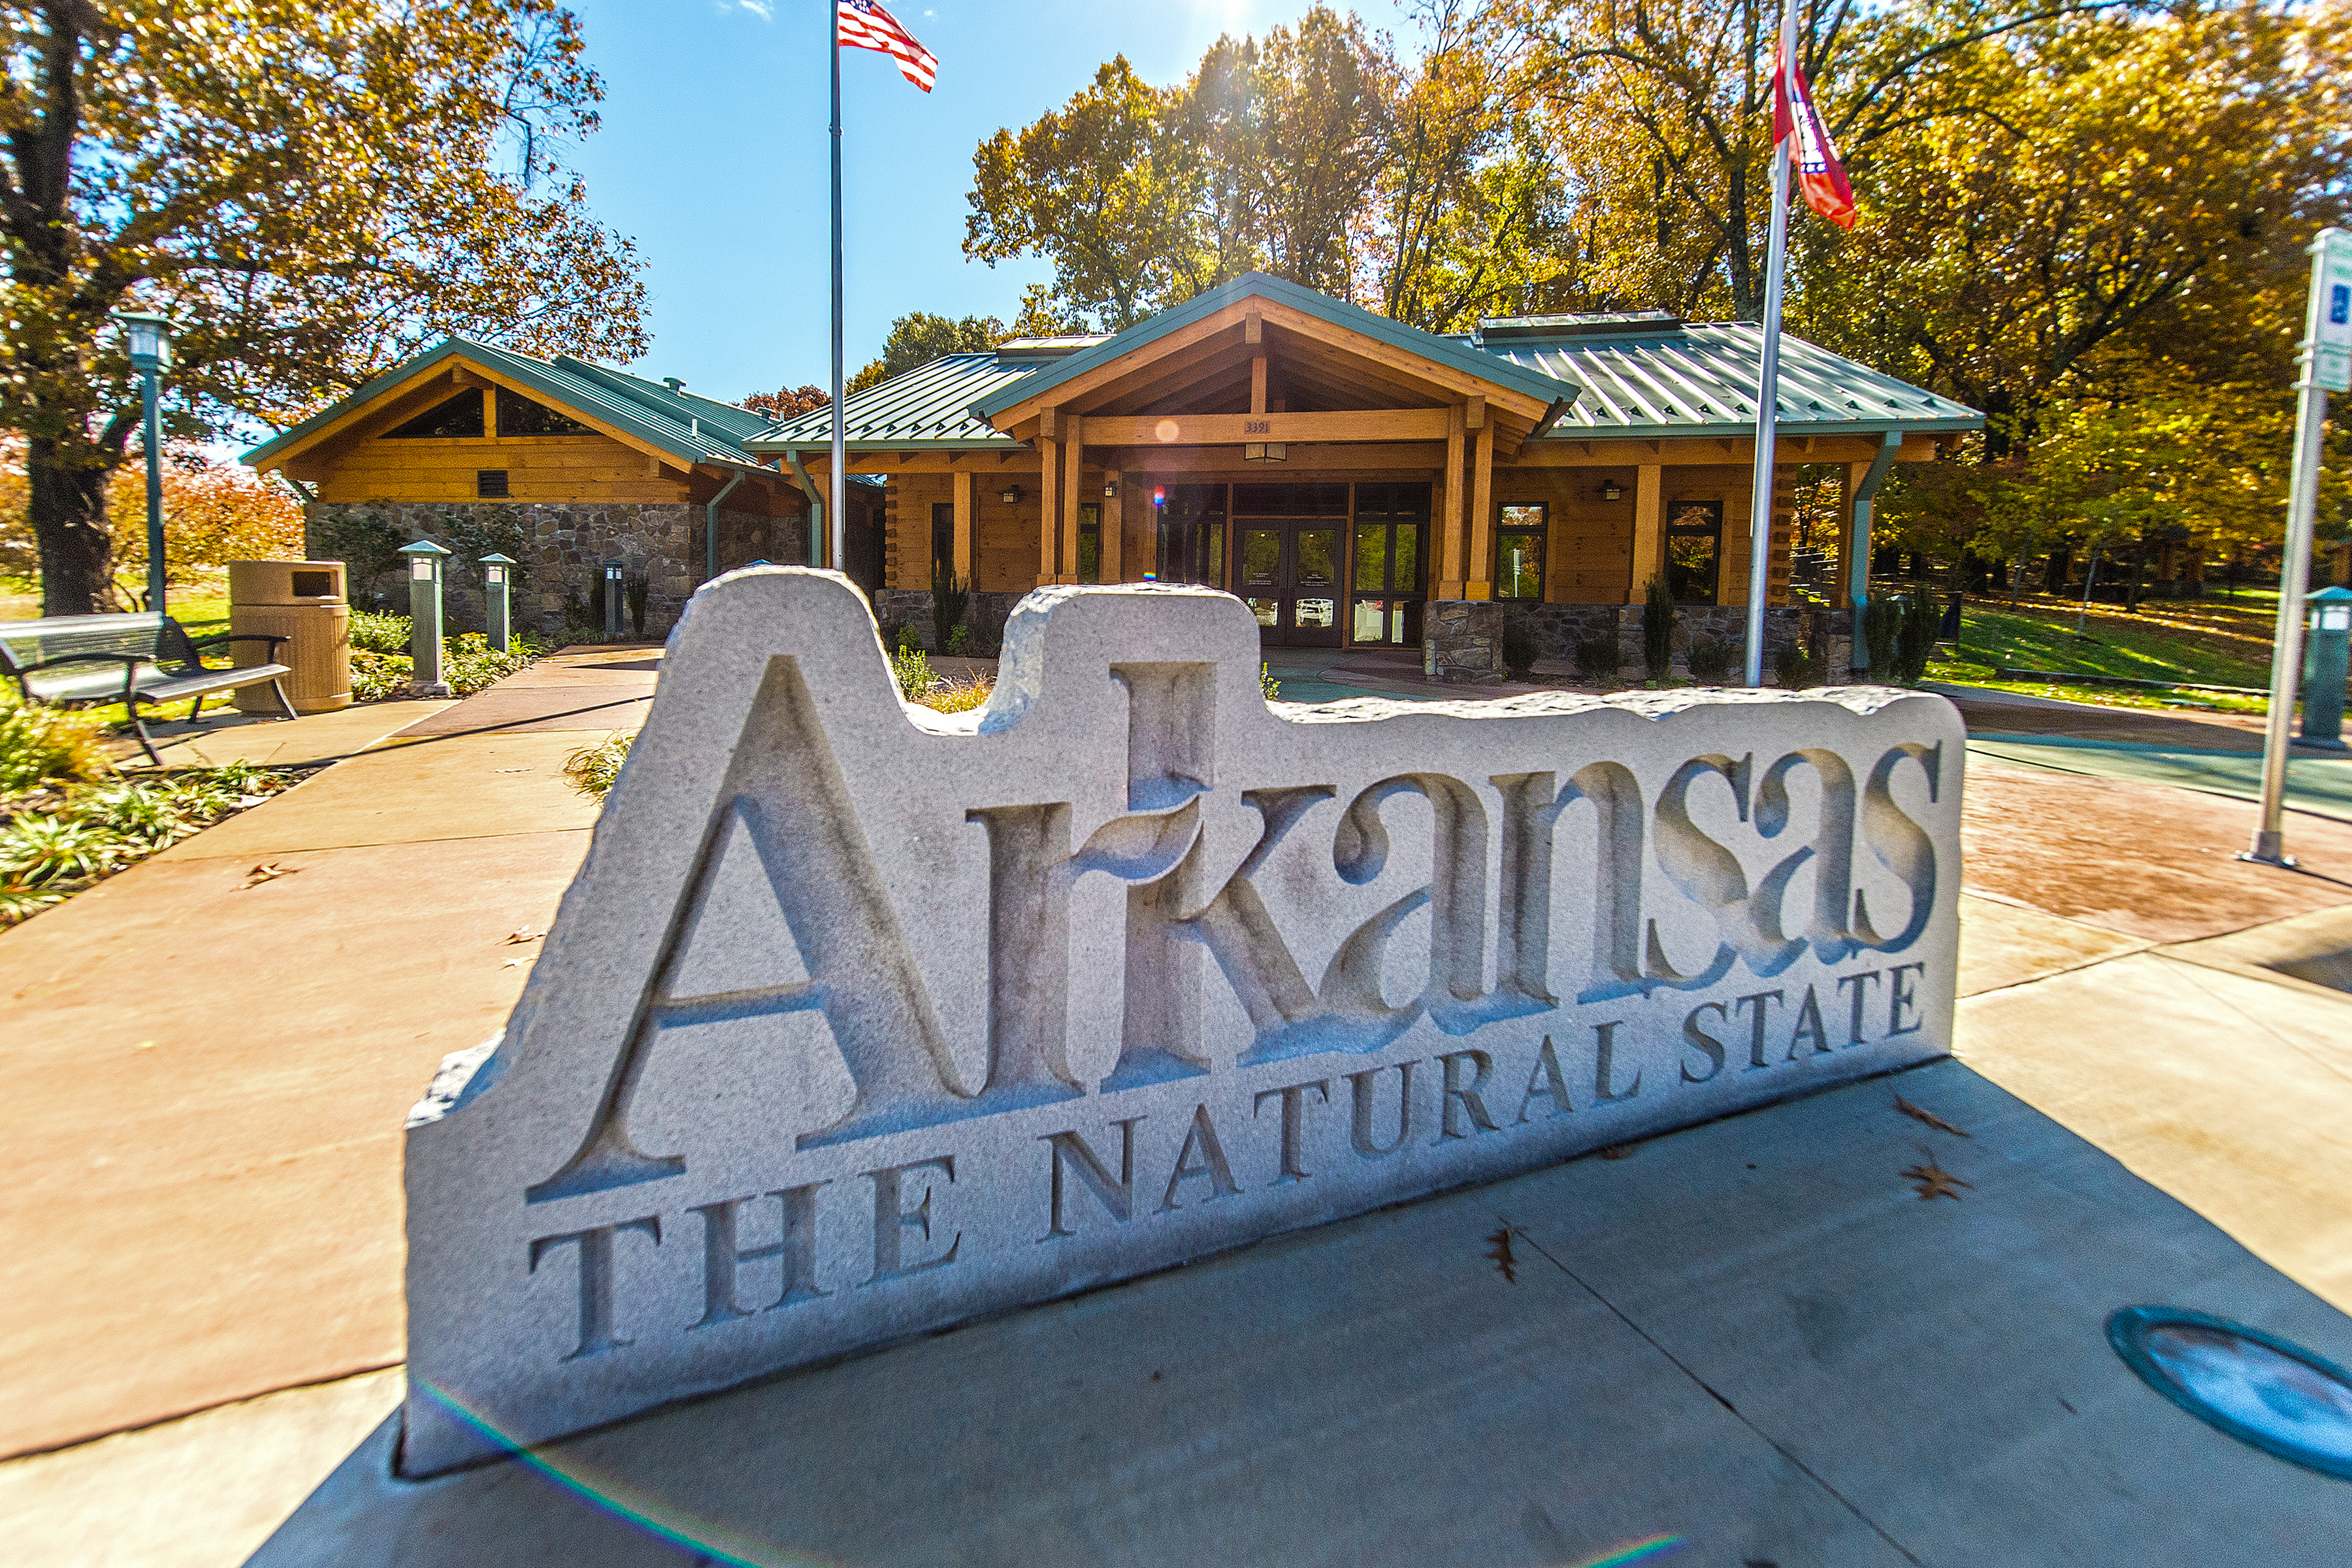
662, 376, 685, 393
996, 335, 1113, 362
1478, 310, 1684, 342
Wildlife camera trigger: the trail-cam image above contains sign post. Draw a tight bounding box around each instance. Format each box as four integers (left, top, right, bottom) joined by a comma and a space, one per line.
2246, 227, 2352, 867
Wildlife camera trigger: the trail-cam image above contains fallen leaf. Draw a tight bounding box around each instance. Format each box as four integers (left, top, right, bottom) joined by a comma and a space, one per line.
131, 1040, 156, 1051
500, 927, 544, 945
1486, 1226, 1519, 1283
1896, 1095, 1970, 1137
238, 862, 298, 889
1901, 1161, 1973, 1201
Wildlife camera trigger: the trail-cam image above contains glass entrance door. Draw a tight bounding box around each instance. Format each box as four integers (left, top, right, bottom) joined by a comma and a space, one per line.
1239, 521, 1343, 647
1350, 482, 1429, 646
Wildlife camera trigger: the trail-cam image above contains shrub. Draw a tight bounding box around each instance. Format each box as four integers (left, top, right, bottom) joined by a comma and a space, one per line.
945, 622, 973, 657
1862, 596, 1903, 679
0, 762, 293, 926
313, 509, 406, 610
1262, 663, 1281, 701
1500, 621, 1539, 678
892, 645, 937, 701
1642, 576, 1674, 678
563, 733, 632, 798
348, 610, 411, 653
1776, 642, 1825, 689
0, 698, 113, 794
625, 570, 649, 638
1893, 593, 1940, 686
1573, 635, 1622, 681
924, 674, 992, 714
1686, 635, 1739, 684
932, 561, 969, 654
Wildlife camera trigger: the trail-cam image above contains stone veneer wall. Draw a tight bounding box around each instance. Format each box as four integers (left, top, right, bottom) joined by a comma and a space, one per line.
875, 584, 1855, 686
304, 502, 805, 638
1430, 600, 1855, 685
872, 588, 1026, 652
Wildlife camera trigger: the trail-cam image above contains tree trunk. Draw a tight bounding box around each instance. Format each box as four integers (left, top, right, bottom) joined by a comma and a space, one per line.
29, 436, 117, 615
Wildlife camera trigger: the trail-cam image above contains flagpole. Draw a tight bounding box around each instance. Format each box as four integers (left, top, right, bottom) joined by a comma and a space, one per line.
828, 3, 847, 576
1743, 0, 1799, 687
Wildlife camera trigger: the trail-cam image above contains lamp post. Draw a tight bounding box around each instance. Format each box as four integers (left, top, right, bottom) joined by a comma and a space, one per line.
400, 539, 453, 697
602, 558, 625, 640
114, 310, 172, 613
480, 553, 516, 655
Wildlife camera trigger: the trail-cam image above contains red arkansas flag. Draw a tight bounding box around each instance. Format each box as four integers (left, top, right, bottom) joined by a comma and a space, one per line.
1773, 61, 1856, 229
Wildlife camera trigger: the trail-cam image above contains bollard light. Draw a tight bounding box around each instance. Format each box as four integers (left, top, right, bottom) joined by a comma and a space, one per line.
480, 551, 515, 655
400, 538, 453, 697
602, 557, 625, 640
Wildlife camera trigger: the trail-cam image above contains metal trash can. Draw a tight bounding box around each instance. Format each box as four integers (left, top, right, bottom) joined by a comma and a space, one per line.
229, 559, 351, 713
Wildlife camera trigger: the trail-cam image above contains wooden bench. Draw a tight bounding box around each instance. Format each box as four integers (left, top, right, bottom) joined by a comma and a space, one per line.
0, 612, 297, 766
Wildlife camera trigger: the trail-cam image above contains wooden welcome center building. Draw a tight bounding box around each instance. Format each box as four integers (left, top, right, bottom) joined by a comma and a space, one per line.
250, 272, 1978, 679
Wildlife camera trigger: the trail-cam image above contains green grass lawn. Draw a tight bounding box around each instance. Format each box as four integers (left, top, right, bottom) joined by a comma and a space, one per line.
1923, 593, 2300, 715
1944, 603, 2272, 687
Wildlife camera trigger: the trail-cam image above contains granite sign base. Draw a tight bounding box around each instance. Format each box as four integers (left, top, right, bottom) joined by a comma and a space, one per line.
400, 568, 1963, 1477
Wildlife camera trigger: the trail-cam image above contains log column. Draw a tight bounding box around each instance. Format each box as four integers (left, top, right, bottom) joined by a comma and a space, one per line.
1037, 429, 1062, 588
1435, 402, 1468, 599
1062, 415, 1085, 585
1625, 463, 1664, 604
951, 468, 974, 583
1465, 402, 1495, 600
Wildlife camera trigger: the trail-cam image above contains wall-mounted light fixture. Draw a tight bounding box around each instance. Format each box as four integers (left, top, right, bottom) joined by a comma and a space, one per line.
1103, 480, 1118, 498
1000, 483, 1023, 505
1599, 479, 1625, 503
1243, 442, 1288, 463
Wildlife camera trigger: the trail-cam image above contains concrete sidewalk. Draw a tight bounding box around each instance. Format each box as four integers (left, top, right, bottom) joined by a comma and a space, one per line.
0, 649, 659, 1461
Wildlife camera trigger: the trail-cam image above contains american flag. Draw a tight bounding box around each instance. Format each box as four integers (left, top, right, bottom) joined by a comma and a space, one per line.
837, 0, 937, 92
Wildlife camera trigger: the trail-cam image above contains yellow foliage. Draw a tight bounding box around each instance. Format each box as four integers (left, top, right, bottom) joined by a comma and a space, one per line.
0, 436, 303, 591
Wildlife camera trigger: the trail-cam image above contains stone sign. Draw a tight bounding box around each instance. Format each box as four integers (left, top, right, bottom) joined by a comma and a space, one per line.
401, 569, 1962, 1477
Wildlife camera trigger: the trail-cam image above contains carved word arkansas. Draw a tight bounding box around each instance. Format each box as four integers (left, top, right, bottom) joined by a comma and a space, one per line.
525, 735, 1945, 1210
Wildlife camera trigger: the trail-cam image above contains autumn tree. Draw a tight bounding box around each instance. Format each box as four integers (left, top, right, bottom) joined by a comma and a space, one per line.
966, 8, 1401, 328
3, 1, 647, 614
742, 385, 830, 421
846, 312, 1007, 394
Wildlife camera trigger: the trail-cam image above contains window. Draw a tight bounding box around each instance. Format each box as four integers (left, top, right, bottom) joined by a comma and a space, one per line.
1154, 484, 1225, 585
476, 470, 509, 498
1665, 500, 1722, 604
497, 387, 589, 436
931, 502, 956, 585
385, 391, 484, 439
1496, 504, 1546, 600
1077, 504, 1101, 584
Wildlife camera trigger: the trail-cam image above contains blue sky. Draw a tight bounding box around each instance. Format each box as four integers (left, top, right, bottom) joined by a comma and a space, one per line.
564, 0, 1411, 404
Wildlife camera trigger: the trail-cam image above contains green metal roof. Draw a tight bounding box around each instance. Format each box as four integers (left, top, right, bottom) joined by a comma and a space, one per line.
968, 272, 1582, 423
1473, 317, 1982, 441
743, 285, 1978, 456
243, 337, 777, 474
746, 351, 1037, 453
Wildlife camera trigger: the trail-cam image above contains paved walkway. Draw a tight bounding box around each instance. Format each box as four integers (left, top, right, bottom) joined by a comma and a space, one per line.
1, 649, 658, 1463
7, 658, 2352, 1565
